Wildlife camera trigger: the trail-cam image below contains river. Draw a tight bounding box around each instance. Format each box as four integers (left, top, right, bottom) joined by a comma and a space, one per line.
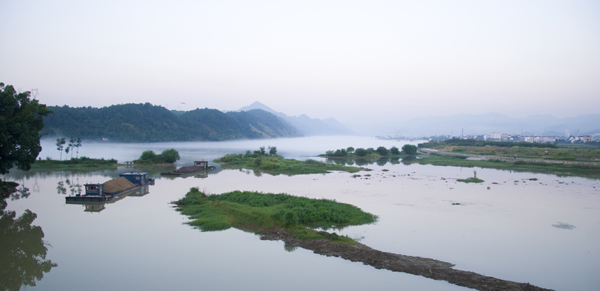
2, 136, 599, 291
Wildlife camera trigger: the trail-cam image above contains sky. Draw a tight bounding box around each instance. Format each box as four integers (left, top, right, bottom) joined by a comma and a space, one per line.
1, 0, 599, 127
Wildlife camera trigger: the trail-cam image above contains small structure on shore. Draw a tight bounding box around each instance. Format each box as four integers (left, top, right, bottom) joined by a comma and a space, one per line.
194, 161, 209, 169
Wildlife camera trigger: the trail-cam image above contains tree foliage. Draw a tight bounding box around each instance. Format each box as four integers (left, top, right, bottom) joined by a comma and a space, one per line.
0, 83, 51, 174
42, 104, 302, 142
136, 148, 180, 164
160, 148, 180, 163
402, 144, 418, 155
376, 146, 389, 156
354, 148, 367, 156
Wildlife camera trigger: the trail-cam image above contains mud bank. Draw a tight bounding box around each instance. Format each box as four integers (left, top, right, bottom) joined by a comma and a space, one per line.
260, 228, 553, 291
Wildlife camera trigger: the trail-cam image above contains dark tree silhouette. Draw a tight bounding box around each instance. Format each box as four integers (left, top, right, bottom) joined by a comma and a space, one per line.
0, 207, 57, 290
0, 83, 51, 175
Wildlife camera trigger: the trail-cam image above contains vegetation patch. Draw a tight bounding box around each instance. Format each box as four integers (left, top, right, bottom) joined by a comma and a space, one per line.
320, 145, 417, 160
30, 157, 118, 169
420, 140, 600, 162
457, 177, 484, 183
410, 154, 600, 179
135, 148, 180, 164
216, 147, 368, 175
176, 188, 377, 244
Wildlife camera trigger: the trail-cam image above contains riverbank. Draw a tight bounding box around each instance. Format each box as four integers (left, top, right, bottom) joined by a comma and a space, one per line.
416, 150, 600, 179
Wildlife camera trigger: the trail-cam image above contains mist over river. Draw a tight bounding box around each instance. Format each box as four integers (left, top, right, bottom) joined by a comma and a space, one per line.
3, 136, 599, 291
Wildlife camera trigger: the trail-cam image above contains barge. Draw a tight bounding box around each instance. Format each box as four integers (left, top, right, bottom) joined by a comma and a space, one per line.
161, 161, 215, 176
66, 172, 153, 203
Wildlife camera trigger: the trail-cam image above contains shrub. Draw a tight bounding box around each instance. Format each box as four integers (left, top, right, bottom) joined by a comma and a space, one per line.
402, 144, 418, 155
355, 148, 367, 156
376, 146, 389, 156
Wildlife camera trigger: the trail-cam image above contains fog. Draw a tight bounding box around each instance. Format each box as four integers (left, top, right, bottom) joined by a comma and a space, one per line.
1, 0, 599, 128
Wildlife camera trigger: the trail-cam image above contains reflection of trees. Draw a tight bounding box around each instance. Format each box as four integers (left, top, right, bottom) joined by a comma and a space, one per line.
10, 186, 30, 201
0, 205, 57, 290
56, 177, 83, 196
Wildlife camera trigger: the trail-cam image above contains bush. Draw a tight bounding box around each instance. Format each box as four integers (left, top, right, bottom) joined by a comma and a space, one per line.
160, 148, 180, 163
140, 150, 157, 161
376, 146, 389, 156
355, 148, 367, 156
402, 144, 418, 155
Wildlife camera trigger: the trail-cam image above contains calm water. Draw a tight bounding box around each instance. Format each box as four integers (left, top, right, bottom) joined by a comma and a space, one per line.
3, 136, 599, 291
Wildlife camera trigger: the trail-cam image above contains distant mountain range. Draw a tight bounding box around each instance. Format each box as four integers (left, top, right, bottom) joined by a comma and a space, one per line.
384, 113, 600, 137
42, 103, 302, 142
238, 101, 355, 136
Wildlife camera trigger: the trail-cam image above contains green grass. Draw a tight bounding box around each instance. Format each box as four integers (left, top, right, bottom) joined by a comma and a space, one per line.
457, 177, 484, 183
30, 157, 119, 169
176, 188, 377, 244
420, 141, 600, 162
216, 152, 368, 175
411, 154, 600, 179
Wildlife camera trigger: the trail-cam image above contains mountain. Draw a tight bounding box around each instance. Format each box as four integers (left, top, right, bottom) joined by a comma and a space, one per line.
42, 103, 302, 142
238, 101, 355, 136
385, 113, 600, 137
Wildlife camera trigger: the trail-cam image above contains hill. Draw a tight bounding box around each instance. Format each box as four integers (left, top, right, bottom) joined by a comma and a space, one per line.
370, 113, 600, 137
42, 103, 302, 142
238, 101, 355, 136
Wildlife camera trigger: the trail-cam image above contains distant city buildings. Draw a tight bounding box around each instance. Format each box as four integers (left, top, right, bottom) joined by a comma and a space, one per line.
379, 132, 599, 145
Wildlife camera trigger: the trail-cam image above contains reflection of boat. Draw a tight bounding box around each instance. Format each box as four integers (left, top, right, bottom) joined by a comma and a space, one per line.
161, 161, 215, 176
66, 172, 153, 203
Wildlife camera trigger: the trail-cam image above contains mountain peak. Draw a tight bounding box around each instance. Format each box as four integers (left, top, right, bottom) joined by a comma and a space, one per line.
238, 101, 277, 114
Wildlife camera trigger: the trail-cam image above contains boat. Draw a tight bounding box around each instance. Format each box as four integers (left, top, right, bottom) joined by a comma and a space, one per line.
66, 172, 153, 203
161, 161, 215, 176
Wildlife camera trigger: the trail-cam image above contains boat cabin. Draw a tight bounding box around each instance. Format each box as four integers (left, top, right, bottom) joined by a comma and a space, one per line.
119, 172, 150, 185
194, 161, 209, 169
84, 183, 104, 196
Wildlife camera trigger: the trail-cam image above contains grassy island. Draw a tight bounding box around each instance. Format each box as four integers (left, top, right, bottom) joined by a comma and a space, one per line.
176, 188, 378, 244
216, 147, 368, 175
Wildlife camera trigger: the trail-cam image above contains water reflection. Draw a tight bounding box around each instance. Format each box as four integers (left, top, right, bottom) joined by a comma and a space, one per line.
66, 184, 150, 212
0, 203, 57, 290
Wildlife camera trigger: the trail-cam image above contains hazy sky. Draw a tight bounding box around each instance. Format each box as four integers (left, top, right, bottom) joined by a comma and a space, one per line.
1, 0, 599, 126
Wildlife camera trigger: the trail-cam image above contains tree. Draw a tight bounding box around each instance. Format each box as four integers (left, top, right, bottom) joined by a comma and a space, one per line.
269, 146, 277, 156
68, 137, 76, 159
139, 150, 157, 162
75, 137, 82, 158
402, 144, 418, 156
160, 148, 180, 163
55, 138, 65, 161
346, 147, 354, 154
0, 83, 51, 175
390, 146, 400, 155
376, 146, 389, 156
355, 148, 367, 156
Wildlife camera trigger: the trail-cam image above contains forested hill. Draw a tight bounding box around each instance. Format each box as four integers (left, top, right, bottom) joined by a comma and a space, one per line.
42, 103, 302, 142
